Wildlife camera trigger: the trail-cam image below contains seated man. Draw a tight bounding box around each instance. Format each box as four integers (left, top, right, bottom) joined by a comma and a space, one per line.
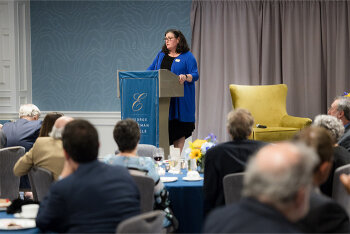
1, 104, 42, 189
1, 104, 42, 152
203, 108, 266, 215
295, 126, 350, 233
13, 116, 73, 180
104, 119, 176, 229
36, 119, 140, 233
328, 96, 350, 152
203, 142, 318, 233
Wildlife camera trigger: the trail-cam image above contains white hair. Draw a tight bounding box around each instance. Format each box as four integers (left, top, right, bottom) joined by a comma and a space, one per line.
313, 114, 345, 142
19, 104, 41, 118
49, 126, 64, 139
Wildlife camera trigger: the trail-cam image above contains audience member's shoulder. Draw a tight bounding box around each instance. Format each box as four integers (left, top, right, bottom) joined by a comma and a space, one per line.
204, 203, 238, 232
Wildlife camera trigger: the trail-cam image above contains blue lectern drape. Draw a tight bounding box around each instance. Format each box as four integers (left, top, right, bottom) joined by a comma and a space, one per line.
118, 71, 159, 147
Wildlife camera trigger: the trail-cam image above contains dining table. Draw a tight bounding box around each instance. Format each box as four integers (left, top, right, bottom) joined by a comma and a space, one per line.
162, 169, 204, 233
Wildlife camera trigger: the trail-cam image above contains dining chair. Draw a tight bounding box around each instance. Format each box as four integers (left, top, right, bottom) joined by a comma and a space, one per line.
223, 172, 245, 205
332, 164, 350, 216
28, 167, 54, 202
137, 144, 157, 158
116, 210, 164, 233
129, 172, 155, 213
115, 144, 157, 158
0, 146, 25, 200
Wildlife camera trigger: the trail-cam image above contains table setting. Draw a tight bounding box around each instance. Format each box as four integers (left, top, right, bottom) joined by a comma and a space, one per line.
151, 142, 212, 233
0, 203, 39, 232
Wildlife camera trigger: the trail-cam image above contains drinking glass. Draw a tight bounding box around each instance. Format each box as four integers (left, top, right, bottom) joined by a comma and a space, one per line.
153, 147, 164, 166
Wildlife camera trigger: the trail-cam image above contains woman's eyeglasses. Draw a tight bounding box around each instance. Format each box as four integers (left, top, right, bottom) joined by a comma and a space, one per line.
164, 37, 175, 42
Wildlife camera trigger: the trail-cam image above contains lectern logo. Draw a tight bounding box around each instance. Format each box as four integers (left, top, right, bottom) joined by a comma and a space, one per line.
132, 93, 147, 112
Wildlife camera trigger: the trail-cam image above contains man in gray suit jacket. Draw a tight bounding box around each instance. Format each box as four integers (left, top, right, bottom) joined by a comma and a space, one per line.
328, 96, 350, 152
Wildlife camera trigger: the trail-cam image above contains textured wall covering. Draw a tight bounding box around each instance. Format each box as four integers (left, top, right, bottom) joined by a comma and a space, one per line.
31, 1, 191, 111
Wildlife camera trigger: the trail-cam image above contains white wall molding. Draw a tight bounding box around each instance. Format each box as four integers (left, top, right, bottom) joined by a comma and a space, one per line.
0, 0, 31, 113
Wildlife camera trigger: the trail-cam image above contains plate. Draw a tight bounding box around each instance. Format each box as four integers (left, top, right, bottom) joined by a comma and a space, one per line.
183, 176, 203, 181
14, 213, 36, 219
0, 201, 11, 208
0, 219, 36, 230
160, 177, 178, 183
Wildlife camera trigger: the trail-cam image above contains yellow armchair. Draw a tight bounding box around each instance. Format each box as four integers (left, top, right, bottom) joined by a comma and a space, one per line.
229, 84, 311, 142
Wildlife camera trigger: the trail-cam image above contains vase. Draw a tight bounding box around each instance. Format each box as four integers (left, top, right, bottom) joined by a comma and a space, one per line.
197, 159, 205, 174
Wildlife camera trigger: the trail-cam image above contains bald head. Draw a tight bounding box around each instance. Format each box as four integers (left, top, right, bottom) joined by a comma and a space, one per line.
255, 143, 301, 175
243, 142, 319, 221
49, 116, 74, 139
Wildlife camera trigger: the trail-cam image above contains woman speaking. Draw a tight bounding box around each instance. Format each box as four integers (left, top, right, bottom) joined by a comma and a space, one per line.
148, 29, 199, 152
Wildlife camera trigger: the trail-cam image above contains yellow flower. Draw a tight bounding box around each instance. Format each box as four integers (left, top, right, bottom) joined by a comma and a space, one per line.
345, 93, 350, 97
191, 139, 207, 149
190, 148, 202, 160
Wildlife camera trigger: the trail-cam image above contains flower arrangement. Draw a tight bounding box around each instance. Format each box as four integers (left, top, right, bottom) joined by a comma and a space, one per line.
344, 92, 350, 98
184, 133, 217, 172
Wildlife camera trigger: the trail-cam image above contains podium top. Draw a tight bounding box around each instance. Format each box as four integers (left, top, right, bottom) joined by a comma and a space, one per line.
117, 69, 184, 98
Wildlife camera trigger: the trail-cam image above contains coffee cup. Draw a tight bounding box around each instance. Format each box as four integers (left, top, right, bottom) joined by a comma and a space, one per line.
187, 171, 200, 179
20, 204, 39, 218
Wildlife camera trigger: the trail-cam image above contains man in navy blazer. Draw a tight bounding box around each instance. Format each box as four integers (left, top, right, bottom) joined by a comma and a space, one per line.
36, 119, 140, 233
328, 96, 350, 152
203, 142, 318, 233
1, 104, 42, 152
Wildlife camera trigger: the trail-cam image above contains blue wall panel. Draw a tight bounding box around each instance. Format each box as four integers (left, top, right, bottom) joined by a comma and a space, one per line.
31, 1, 192, 111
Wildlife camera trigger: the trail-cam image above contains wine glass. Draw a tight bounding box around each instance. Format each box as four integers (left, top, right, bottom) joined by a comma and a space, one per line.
153, 147, 164, 166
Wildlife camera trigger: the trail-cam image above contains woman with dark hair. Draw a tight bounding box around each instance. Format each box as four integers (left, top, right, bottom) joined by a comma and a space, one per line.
39, 112, 64, 137
148, 29, 199, 152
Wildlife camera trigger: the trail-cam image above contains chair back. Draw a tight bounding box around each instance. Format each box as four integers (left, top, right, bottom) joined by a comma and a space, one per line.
0, 146, 25, 200
130, 173, 155, 213
332, 164, 350, 216
28, 167, 54, 202
223, 172, 245, 205
137, 144, 157, 158
229, 84, 288, 127
116, 210, 164, 233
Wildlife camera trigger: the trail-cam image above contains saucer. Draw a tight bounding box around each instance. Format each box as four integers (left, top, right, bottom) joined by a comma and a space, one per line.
160, 177, 178, 183
14, 213, 36, 219
0, 218, 36, 230
183, 176, 203, 181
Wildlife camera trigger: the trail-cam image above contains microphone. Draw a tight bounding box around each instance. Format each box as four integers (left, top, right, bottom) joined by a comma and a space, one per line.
256, 124, 267, 128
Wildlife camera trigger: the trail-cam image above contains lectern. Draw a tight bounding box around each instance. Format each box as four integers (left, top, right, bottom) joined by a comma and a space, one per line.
117, 69, 183, 157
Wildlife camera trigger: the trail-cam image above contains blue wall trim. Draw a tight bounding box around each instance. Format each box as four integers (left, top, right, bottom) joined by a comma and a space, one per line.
31, 0, 192, 111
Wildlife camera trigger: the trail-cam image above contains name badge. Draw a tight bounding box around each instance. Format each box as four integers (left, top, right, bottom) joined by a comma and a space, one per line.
175, 59, 180, 62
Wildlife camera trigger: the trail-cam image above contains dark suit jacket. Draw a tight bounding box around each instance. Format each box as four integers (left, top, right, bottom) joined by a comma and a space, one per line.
203, 139, 266, 215
297, 190, 350, 233
339, 124, 350, 153
203, 197, 302, 233
321, 145, 350, 196
2, 118, 42, 152
36, 160, 141, 233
